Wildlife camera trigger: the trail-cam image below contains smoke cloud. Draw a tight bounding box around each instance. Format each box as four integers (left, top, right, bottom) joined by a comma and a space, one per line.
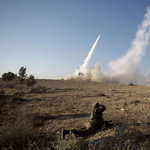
61, 7, 150, 86
105, 6, 150, 85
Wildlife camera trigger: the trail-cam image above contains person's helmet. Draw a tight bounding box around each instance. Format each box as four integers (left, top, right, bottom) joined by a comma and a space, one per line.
93, 102, 100, 109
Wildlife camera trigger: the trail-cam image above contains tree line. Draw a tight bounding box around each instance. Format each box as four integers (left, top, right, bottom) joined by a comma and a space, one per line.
1, 67, 37, 87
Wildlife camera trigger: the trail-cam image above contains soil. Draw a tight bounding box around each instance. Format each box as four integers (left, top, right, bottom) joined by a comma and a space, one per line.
1, 79, 150, 146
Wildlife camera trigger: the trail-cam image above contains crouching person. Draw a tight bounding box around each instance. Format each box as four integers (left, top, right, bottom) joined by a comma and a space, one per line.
62, 102, 112, 139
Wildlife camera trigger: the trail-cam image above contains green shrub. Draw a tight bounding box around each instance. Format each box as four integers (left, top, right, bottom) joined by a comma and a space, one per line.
26, 75, 37, 87
2, 73, 7, 81
129, 82, 134, 86
2, 72, 15, 81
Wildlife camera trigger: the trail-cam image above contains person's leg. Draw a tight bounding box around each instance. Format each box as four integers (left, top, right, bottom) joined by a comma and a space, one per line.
62, 121, 96, 139
76, 121, 95, 136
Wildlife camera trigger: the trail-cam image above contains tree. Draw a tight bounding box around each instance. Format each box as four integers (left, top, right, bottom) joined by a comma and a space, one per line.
2, 73, 7, 81
18, 67, 27, 84
25, 75, 37, 87
7, 72, 15, 81
2, 72, 15, 81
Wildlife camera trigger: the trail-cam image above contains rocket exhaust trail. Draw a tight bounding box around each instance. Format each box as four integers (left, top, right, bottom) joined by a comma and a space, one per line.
75, 34, 101, 76
62, 7, 150, 86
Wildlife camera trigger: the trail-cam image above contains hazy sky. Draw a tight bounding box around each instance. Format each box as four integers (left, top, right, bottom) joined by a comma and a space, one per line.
0, 0, 150, 79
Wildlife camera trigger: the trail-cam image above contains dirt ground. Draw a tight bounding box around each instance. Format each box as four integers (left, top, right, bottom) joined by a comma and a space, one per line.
1, 78, 150, 149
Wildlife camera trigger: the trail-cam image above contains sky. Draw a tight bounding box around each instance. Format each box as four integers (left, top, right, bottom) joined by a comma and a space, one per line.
0, 0, 150, 80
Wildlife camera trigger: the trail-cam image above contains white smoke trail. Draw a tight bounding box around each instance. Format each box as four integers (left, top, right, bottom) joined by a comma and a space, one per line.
61, 7, 150, 86
74, 35, 100, 76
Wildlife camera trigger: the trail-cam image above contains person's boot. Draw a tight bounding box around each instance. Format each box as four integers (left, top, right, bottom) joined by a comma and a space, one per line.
61, 129, 69, 139
69, 130, 79, 139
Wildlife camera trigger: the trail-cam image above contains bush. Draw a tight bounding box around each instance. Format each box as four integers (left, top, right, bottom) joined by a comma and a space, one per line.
26, 75, 37, 87
2, 73, 7, 81
18, 67, 27, 84
129, 82, 134, 86
2, 72, 15, 81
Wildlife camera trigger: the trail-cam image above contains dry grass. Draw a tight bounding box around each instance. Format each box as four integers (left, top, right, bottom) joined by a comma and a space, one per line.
53, 118, 150, 150
30, 85, 47, 93
0, 118, 56, 150
0, 78, 150, 149
0, 89, 4, 94
0, 94, 55, 149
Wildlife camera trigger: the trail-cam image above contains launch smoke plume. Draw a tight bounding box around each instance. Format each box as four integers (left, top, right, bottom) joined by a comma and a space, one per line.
109, 7, 150, 74
105, 6, 150, 85
61, 7, 150, 86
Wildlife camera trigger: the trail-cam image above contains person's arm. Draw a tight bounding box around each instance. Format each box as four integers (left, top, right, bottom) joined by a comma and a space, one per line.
96, 105, 106, 114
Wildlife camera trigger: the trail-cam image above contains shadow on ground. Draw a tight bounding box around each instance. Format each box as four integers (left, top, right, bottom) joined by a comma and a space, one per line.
33, 113, 90, 121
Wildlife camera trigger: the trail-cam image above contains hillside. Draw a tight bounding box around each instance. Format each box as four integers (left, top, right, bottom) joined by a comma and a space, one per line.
0, 79, 150, 149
